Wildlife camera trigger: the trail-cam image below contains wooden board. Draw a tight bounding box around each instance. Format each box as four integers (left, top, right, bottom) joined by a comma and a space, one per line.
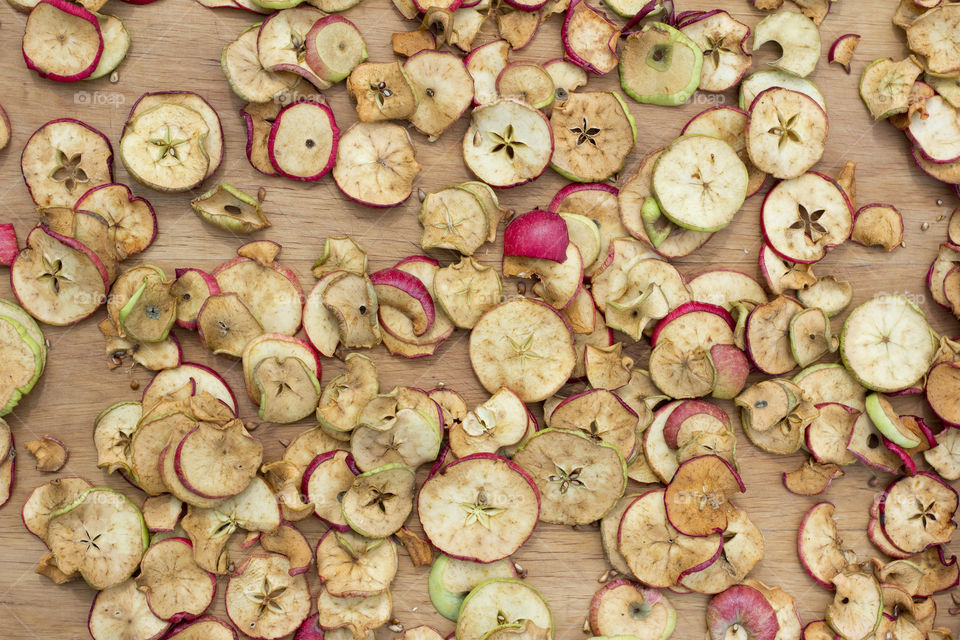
0, 0, 958, 638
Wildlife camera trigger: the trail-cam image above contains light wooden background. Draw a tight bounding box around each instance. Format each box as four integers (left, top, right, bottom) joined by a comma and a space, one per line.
0, 0, 958, 638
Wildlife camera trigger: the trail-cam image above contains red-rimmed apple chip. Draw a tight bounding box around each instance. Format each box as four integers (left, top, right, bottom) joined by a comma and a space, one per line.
880, 473, 958, 554
21, 475, 92, 542
22, 0, 103, 82
664, 454, 744, 537
175, 421, 263, 500
316, 529, 398, 597
225, 554, 311, 640
88, 579, 170, 640
334, 122, 420, 208
798, 502, 853, 589
137, 537, 216, 622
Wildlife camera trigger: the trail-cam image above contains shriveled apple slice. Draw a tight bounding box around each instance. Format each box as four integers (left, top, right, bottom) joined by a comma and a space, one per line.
681, 507, 764, 594
428, 555, 515, 622
906, 4, 960, 76
141, 494, 182, 533
254, 356, 321, 423
761, 172, 852, 264
226, 554, 311, 640
175, 421, 262, 500
420, 454, 539, 563
469, 298, 575, 402
75, 183, 156, 259
465, 39, 509, 106
462, 99, 553, 188
798, 502, 853, 589
753, 9, 820, 77
120, 103, 210, 192
346, 61, 417, 122
47, 487, 148, 589
419, 187, 488, 255
403, 51, 474, 139
256, 6, 329, 89
88, 579, 170, 640
598, 493, 640, 575
584, 343, 632, 390
0, 427, 12, 509
562, 0, 619, 75
859, 57, 923, 120
503, 245, 583, 310
457, 579, 552, 640
497, 62, 555, 109
551, 183, 629, 277
826, 571, 882, 640
880, 473, 958, 554
21, 476, 92, 542
222, 26, 300, 104
303, 450, 358, 529
171, 268, 219, 331
316, 529, 397, 597
805, 403, 857, 466
22, 0, 103, 82
513, 428, 626, 525
793, 363, 865, 410
449, 387, 526, 458
589, 579, 675, 638
11, 225, 108, 326
680, 11, 751, 92
619, 23, 702, 106
850, 204, 902, 251
652, 134, 747, 232
434, 257, 501, 329
796, 277, 853, 318
351, 407, 441, 471
0, 315, 43, 416
549, 389, 638, 458
23, 435, 67, 472
735, 379, 796, 433
497, 8, 540, 49
197, 293, 263, 358
550, 91, 635, 183
705, 584, 779, 640
341, 463, 415, 538
924, 426, 960, 480
846, 413, 902, 474
213, 255, 302, 337
118, 272, 177, 343
317, 353, 378, 437
334, 122, 420, 207
664, 454, 744, 536
258, 523, 311, 576
315, 589, 392, 639
619, 489, 723, 588
789, 307, 836, 368
758, 244, 817, 295
601, 260, 690, 340
164, 617, 237, 640
137, 537, 216, 622
840, 295, 936, 393
746, 88, 828, 180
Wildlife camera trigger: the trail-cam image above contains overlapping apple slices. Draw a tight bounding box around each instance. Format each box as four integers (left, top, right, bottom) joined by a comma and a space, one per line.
589, 579, 676, 638
226, 554, 311, 640
456, 579, 553, 640
316, 529, 398, 597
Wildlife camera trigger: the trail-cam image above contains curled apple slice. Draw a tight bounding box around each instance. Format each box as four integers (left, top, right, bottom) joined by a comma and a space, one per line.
47, 487, 148, 589
783, 458, 843, 496
562, 0, 619, 74
680, 11, 751, 92
851, 203, 905, 250
906, 4, 960, 76
222, 26, 300, 104
798, 502, 853, 589
466, 39, 509, 106
664, 454, 744, 537
351, 407, 441, 470
681, 507, 764, 594
317, 353, 378, 437
513, 428, 626, 525
23, 0, 103, 82
924, 426, 960, 480
316, 589, 392, 639
226, 554, 311, 640
21, 475, 92, 542
450, 387, 527, 457
404, 50, 474, 139
305, 15, 368, 83
165, 617, 237, 640
75, 183, 156, 259
256, 6, 329, 89
175, 420, 263, 499
88, 579, 170, 640
589, 579, 675, 637
747, 88, 828, 180
618, 489, 722, 588
341, 463, 415, 538
303, 450, 358, 530
171, 268, 219, 331
880, 473, 958, 554
138, 537, 216, 622
419, 454, 539, 563
859, 57, 923, 120
457, 579, 552, 640
434, 257, 501, 329
316, 529, 398, 597
334, 122, 420, 207
826, 571, 882, 640
213, 253, 302, 337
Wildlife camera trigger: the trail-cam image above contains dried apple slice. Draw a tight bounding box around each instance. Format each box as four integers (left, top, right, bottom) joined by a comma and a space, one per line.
462, 99, 553, 188
618, 489, 723, 588
752, 10, 820, 77
761, 172, 852, 264
434, 257, 501, 329
664, 454, 744, 536
457, 579, 552, 640
119, 273, 177, 343
858, 57, 923, 121
449, 387, 526, 458
314, 591, 391, 640
584, 343, 632, 390
497, 62, 555, 109
24, 435, 67, 472
213, 254, 302, 337
341, 463, 415, 538
305, 15, 368, 84
503, 244, 583, 310
469, 299, 575, 402
680, 11, 751, 92
171, 268, 219, 331
352, 407, 441, 470
137, 537, 216, 622
682, 107, 768, 199
317, 353, 378, 437
805, 403, 858, 466
21, 475, 92, 542
142, 494, 182, 533
11, 225, 108, 326
428, 554, 517, 621
254, 356, 321, 423
226, 554, 311, 640
549, 389, 638, 458
840, 295, 936, 393
404, 51, 474, 139
88, 579, 170, 640
705, 584, 779, 640
746, 88, 828, 180
312, 236, 368, 278
562, 0, 620, 75
513, 428, 626, 525
465, 39, 509, 106
550, 183, 629, 276
222, 26, 300, 104
497, 8, 540, 49
47, 487, 148, 589
924, 426, 960, 480
165, 617, 237, 640
419, 453, 539, 563
268, 101, 339, 181
550, 91, 636, 183
907, 4, 960, 76
316, 529, 398, 597
619, 23, 702, 106
75, 183, 156, 259
302, 450, 358, 529
798, 502, 853, 589
346, 61, 417, 122
334, 122, 420, 207
789, 307, 835, 368
175, 421, 262, 499
197, 293, 264, 357
419, 187, 488, 256
826, 571, 882, 640
22, 0, 103, 82
828, 33, 860, 74
681, 507, 764, 594
256, 6, 329, 89
652, 134, 748, 232
783, 458, 843, 496
796, 277, 853, 317
880, 473, 958, 554
120, 104, 210, 192
21, 119, 113, 208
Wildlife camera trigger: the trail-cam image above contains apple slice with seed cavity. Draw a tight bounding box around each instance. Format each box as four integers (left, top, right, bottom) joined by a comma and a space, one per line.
197, 293, 264, 357
257, 6, 330, 89
137, 537, 216, 622
305, 15, 368, 83
859, 57, 922, 120
316, 589, 392, 640
419, 453, 540, 563
880, 473, 958, 554
22, 0, 103, 82
761, 172, 852, 264
254, 356, 321, 423
619, 23, 702, 105
316, 529, 397, 597
512, 428, 626, 525
664, 454, 744, 537
75, 183, 157, 259
682, 108, 767, 199
175, 421, 262, 500
334, 122, 420, 207
22, 476, 92, 542
428, 554, 517, 621
680, 11, 751, 92
317, 352, 378, 438
825, 571, 882, 640
226, 554, 311, 640
450, 387, 527, 458
312, 235, 368, 278
805, 403, 858, 466
351, 407, 441, 470
681, 506, 764, 594
88, 579, 170, 640
550, 91, 636, 183
303, 450, 358, 530
789, 307, 836, 368
341, 463, 415, 538
268, 101, 338, 181
550, 389, 638, 458
589, 579, 676, 638
457, 579, 553, 640
120, 104, 210, 193
404, 50, 474, 139
752, 10, 819, 77
434, 257, 501, 329
462, 99, 553, 188
214, 250, 303, 337
172, 268, 220, 331
21, 119, 113, 208
746, 87, 827, 180
584, 343, 632, 390
619, 489, 723, 588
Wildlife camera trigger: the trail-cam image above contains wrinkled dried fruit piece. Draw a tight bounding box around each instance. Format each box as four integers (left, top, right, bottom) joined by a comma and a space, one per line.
619, 23, 702, 106
589, 579, 676, 638
419, 187, 488, 256
907, 4, 960, 77
829, 34, 860, 73
226, 554, 311, 640
404, 50, 474, 139
137, 537, 216, 622
753, 10, 820, 77
826, 571, 882, 640
706, 584, 780, 640
334, 122, 420, 207
24, 435, 68, 472
341, 463, 416, 538
798, 502, 853, 589
550, 91, 636, 183
789, 307, 836, 368
316, 529, 397, 596
192, 183, 270, 233
880, 473, 958, 554
746, 88, 828, 180
316, 588, 392, 639
563, 0, 620, 75
664, 454, 744, 536
346, 61, 418, 122
680, 11, 752, 92
859, 57, 923, 120
456, 579, 553, 640
88, 579, 170, 640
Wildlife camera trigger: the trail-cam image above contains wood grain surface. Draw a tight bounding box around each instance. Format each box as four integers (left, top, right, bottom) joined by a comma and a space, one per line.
0, 0, 958, 638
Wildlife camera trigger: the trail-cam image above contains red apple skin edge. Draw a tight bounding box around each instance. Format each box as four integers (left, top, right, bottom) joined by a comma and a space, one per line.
23, 0, 104, 82
21, 119, 115, 206
504, 210, 570, 263
301, 450, 359, 531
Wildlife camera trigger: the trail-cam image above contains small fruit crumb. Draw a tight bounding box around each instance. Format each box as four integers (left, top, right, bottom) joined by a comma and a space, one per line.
582, 618, 591, 634
922, 222, 930, 230
517, 283, 526, 295
938, 199, 944, 206
513, 561, 526, 578
130, 380, 139, 390
109, 71, 119, 83
258, 187, 267, 202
